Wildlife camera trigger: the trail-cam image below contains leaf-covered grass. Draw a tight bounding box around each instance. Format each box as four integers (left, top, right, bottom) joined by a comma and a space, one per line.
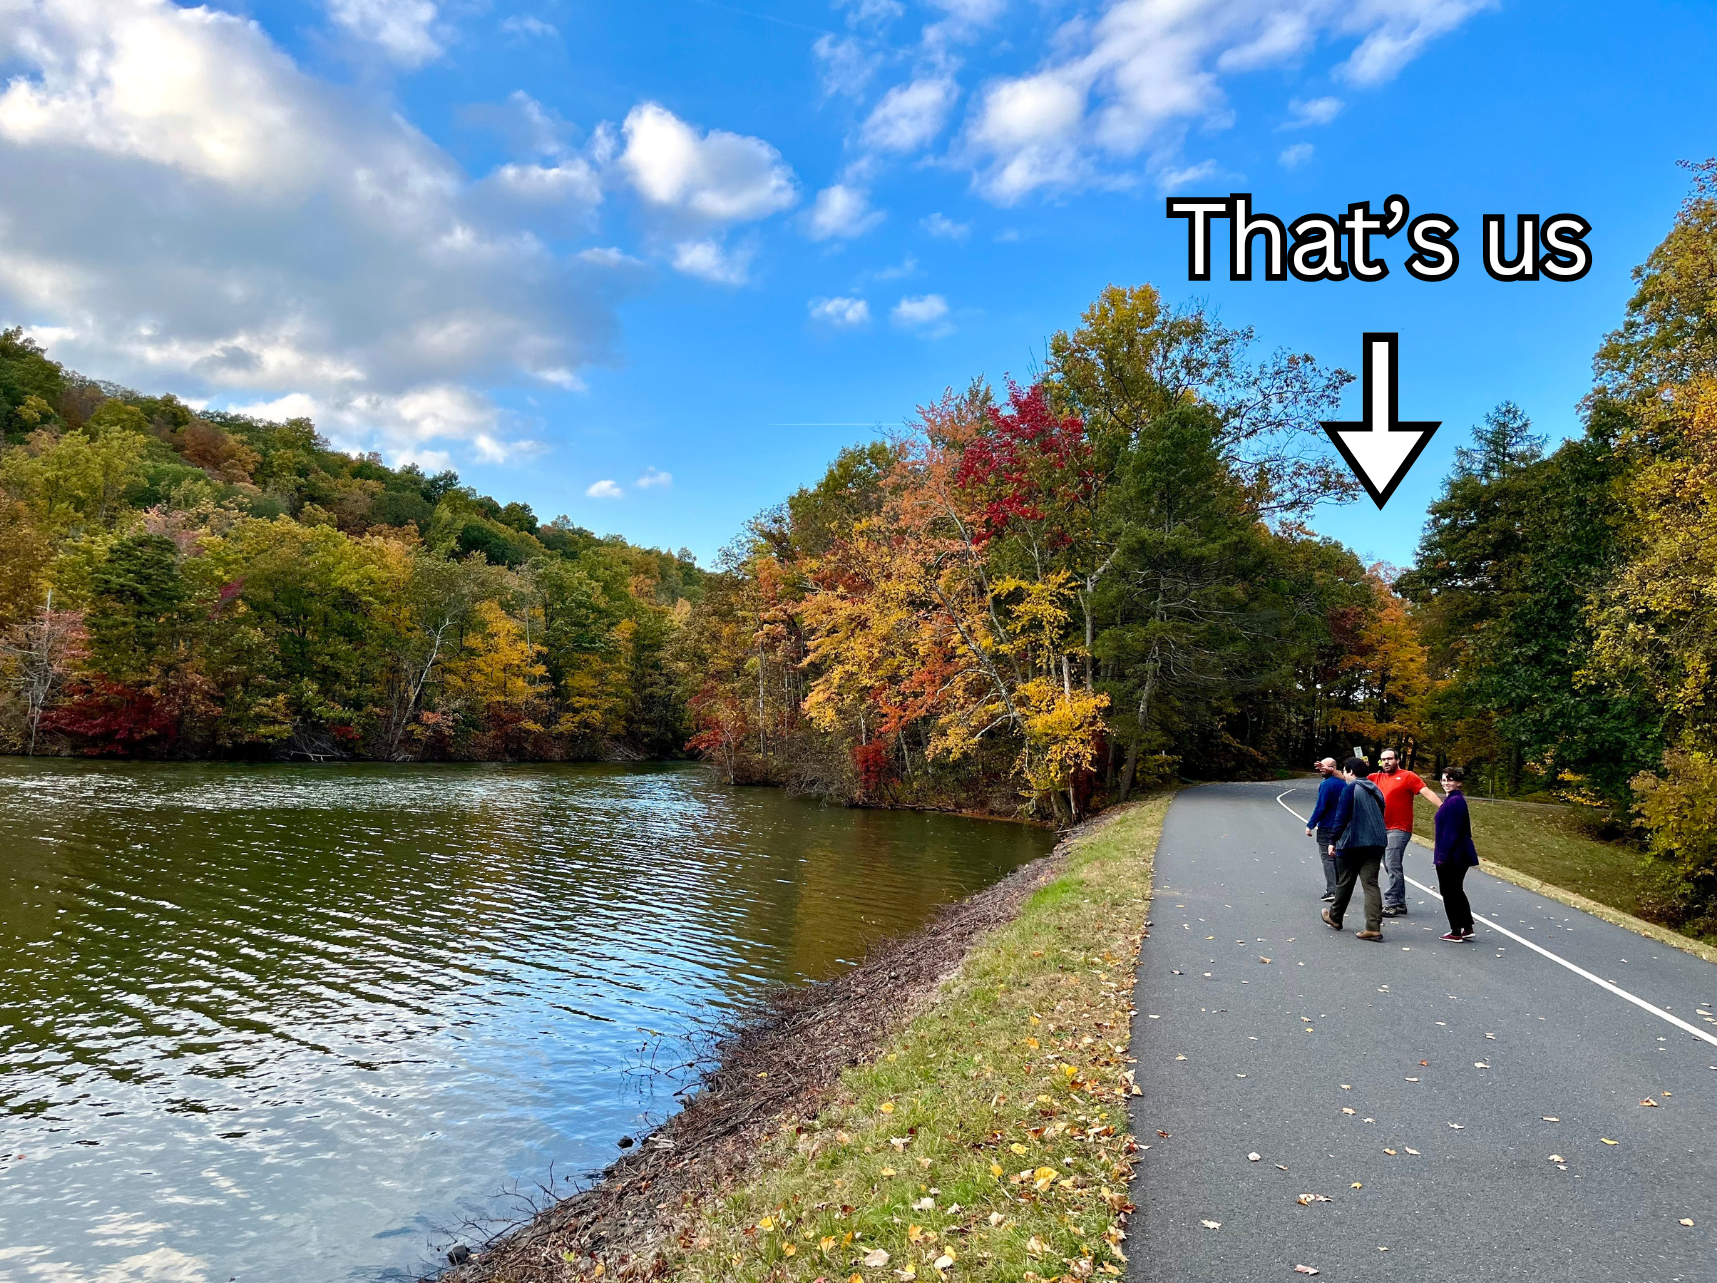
1412, 794, 1642, 916
671, 795, 1171, 1283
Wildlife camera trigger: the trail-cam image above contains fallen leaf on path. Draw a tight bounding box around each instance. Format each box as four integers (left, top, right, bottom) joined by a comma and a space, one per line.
783, 1244, 797, 1256
1025, 1236, 1046, 1257
1475, 1062, 1491, 1069
1640, 1098, 1659, 1107
1548, 1155, 1564, 1163
1340, 1084, 1352, 1090
1276, 1164, 1289, 1171
1485, 1033, 1496, 1040
1175, 1055, 1187, 1062
1405, 1077, 1419, 1082
1420, 1061, 1429, 1066
881, 1167, 896, 1177
1260, 957, 1271, 964
1248, 1152, 1261, 1162
1341, 1108, 1355, 1115
1542, 1116, 1559, 1122
756, 1217, 774, 1231
821, 1236, 838, 1251
1448, 1123, 1465, 1130
1200, 1220, 1221, 1229
988, 1212, 1005, 1226
1383, 1149, 1397, 1156
933, 1254, 954, 1271
1297, 1194, 1331, 1204
890, 1136, 911, 1151
1680, 1219, 1695, 1227
880, 1102, 895, 1114
1294, 1267, 1321, 1275
1157, 1130, 1171, 1138
1404, 1147, 1420, 1155
1602, 1138, 1618, 1145
1010, 1143, 1027, 1155
1350, 1182, 1363, 1189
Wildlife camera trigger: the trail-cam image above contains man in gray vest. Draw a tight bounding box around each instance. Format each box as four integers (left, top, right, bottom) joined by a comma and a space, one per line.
1321, 756, 1389, 941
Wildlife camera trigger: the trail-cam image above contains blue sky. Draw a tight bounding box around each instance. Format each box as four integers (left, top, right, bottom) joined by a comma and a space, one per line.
3, 0, 1714, 566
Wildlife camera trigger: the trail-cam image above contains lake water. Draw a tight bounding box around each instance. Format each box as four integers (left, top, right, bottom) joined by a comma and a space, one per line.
0, 761, 1053, 1283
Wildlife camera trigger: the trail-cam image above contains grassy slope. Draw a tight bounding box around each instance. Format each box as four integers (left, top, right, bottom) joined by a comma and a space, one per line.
1412, 794, 1644, 916
672, 795, 1172, 1283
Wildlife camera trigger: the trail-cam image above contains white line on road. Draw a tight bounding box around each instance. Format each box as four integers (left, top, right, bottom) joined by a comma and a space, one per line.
1276, 789, 1717, 1049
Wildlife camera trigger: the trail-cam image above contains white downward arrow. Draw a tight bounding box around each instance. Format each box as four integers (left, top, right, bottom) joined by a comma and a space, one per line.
1320, 333, 1440, 508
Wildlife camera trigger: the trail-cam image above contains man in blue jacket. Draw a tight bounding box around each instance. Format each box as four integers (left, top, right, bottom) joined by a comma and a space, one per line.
1304, 758, 1344, 901
1321, 757, 1389, 941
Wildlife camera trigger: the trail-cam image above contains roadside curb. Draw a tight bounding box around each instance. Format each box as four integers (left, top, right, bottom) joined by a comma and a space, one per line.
1407, 833, 1717, 967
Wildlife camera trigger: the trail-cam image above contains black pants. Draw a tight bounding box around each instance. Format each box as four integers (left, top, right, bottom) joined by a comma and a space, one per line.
1438, 861, 1475, 934
1316, 829, 1339, 895
1329, 846, 1383, 933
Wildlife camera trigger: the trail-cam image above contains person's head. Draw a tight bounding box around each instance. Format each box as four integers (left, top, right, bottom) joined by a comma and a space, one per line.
1316, 756, 1338, 776
1440, 764, 1465, 792
1342, 756, 1370, 781
1378, 748, 1401, 774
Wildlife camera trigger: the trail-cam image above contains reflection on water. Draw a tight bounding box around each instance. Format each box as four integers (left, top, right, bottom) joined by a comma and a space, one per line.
0, 761, 1053, 1283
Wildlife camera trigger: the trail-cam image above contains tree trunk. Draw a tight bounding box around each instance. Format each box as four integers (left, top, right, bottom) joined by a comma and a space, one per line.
1118, 740, 1140, 802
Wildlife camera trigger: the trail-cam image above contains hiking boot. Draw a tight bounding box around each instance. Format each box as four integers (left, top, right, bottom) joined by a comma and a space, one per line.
1355, 930, 1384, 941
1321, 908, 1341, 931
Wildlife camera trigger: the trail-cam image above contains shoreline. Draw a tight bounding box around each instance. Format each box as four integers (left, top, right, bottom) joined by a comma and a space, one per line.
438, 797, 1169, 1282
436, 796, 1174, 1277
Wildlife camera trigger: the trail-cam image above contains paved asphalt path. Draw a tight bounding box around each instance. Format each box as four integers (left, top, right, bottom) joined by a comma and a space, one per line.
1125, 782, 1717, 1283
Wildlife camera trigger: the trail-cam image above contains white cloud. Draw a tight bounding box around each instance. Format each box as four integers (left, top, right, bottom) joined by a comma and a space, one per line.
327, 0, 443, 67
619, 102, 797, 222
671, 238, 754, 284
921, 212, 971, 241
586, 479, 624, 498
961, 0, 1493, 201
231, 384, 543, 462
0, 0, 630, 465
500, 14, 557, 38
1281, 95, 1344, 128
808, 296, 870, 327
860, 77, 959, 153
636, 466, 672, 488
813, 34, 878, 99
1278, 141, 1314, 169
890, 293, 950, 334
806, 185, 884, 241
1159, 159, 1220, 189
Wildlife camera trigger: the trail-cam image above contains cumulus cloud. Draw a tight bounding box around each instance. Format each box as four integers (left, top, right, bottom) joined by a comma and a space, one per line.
1281, 95, 1343, 128
671, 238, 755, 284
813, 33, 879, 99
1278, 141, 1314, 169
921, 212, 971, 240
860, 77, 959, 153
636, 466, 672, 488
0, 0, 632, 464
806, 185, 884, 241
500, 13, 557, 38
619, 102, 797, 222
327, 0, 443, 66
808, 296, 870, 327
586, 479, 624, 498
961, 0, 1493, 201
890, 293, 950, 335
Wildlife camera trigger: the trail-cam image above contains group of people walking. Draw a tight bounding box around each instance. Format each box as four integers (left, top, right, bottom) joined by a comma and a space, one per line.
1303, 751, 1479, 942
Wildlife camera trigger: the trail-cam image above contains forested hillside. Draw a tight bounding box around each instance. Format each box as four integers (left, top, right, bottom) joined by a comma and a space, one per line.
0, 341, 700, 761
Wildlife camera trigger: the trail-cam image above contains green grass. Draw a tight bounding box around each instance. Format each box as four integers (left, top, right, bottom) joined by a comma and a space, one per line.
672, 795, 1172, 1283
1412, 794, 1643, 917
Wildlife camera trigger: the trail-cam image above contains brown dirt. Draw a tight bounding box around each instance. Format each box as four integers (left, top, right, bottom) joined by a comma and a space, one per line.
435, 824, 1097, 1283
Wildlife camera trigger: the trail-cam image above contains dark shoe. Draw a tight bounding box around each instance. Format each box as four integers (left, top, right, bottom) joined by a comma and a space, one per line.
1355, 930, 1384, 941
1439, 931, 1467, 941
1321, 908, 1341, 930
1321, 893, 1337, 902
1381, 905, 1408, 917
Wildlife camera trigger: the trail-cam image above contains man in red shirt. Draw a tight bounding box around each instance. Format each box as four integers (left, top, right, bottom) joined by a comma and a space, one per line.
1370, 748, 1441, 916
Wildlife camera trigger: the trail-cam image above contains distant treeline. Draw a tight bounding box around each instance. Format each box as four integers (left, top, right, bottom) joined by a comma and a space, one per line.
674, 161, 1717, 939
0, 343, 701, 761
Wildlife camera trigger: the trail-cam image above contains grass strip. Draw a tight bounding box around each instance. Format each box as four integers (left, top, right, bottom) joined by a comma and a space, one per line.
671, 794, 1171, 1283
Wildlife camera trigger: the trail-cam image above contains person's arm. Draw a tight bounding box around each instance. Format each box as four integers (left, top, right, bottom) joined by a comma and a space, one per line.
1306, 779, 1331, 833
1328, 783, 1354, 852
1419, 779, 1444, 808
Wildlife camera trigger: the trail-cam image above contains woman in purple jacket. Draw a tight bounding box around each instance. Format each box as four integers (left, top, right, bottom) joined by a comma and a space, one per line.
1433, 766, 1479, 941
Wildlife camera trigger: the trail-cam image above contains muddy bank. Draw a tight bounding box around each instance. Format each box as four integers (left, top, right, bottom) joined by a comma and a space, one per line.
435, 826, 1094, 1282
